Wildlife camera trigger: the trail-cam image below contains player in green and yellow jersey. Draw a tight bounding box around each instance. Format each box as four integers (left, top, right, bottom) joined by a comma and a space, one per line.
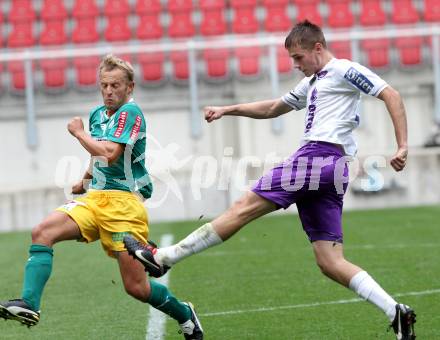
0, 55, 203, 340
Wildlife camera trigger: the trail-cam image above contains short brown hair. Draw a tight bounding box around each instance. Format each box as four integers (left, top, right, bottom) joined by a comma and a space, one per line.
284, 20, 327, 50
99, 54, 134, 83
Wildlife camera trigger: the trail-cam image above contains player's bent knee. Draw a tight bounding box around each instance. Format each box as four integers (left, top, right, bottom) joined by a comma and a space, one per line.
123, 281, 149, 302
31, 222, 52, 244
316, 258, 339, 277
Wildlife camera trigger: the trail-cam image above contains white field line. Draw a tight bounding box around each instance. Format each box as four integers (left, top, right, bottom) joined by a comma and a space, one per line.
200, 288, 440, 317
146, 234, 174, 340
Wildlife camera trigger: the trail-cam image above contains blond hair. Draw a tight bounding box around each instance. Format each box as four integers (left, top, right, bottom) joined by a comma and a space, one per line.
99, 54, 134, 83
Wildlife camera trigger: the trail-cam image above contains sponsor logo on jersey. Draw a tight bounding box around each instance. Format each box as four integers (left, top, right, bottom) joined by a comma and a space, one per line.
114, 111, 128, 138
344, 67, 374, 94
305, 87, 318, 133
130, 116, 142, 142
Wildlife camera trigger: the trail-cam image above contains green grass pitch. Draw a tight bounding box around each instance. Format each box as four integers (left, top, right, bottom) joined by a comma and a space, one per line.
0, 206, 439, 339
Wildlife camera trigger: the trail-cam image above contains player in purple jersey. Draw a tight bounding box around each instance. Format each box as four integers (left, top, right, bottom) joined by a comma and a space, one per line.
124, 21, 415, 339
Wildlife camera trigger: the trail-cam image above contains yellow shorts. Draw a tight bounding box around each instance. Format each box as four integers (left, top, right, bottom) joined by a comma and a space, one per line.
56, 190, 149, 258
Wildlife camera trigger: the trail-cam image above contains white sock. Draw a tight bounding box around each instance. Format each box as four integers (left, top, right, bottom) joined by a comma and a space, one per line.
156, 223, 223, 266
349, 271, 397, 321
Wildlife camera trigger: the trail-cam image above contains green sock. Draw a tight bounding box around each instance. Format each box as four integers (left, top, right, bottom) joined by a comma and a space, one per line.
21, 244, 54, 311
147, 280, 191, 324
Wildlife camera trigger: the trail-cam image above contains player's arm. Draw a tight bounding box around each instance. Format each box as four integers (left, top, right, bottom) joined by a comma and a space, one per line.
377, 86, 408, 172
71, 158, 93, 194
204, 98, 292, 122
67, 117, 124, 164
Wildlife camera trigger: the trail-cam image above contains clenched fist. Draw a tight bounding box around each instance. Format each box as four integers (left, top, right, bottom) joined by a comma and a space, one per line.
390, 147, 408, 172
68, 117, 84, 137
204, 106, 225, 123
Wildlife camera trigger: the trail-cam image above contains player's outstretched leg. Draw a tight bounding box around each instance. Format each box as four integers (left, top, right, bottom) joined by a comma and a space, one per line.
389, 304, 416, 340
0, 299, 40, 327
123, 236, 170, 277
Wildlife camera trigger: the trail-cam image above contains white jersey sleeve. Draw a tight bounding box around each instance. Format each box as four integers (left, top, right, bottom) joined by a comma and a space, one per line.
281, 76, 311, 110
335, 60, 388, 97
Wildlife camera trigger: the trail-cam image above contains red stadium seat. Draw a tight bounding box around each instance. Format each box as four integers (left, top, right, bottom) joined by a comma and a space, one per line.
293, 0, 322, 26
40, 21, 67, 45
395, 37, 423, 66
263, 0, 291, 32
168, 0, 195, 38
72, 0, 100, 43
231, 0, 259, 34
8, 22, 35, 47
72, 18, 100, 43
40, 0, 68, 46
362, 38, 390, 68
424, 0, 440, 22
0, 12, 3, 46
40, 58, 69, 89
391, 0, 419, 24
104, 0, 130, 15
72, 0, 99, 18
40, 0, 69, 90
9, 0, 35, 22
8, 61, 36, 91
136, 0, 163, 40
104, 0, 131, 42
138, 52, 165, 82
327, 0, 354, 28
359, 0, 386, 26
171, 51, 189, 80
277, 45, 292, 74
73, 56, 100, 87
203, 48, 230, 78
105, 16, 132, 42
330, 41, 352, 60
136, 0, 161, 13
40, 0, 68, 20
8, 0, 36, 48
262, 0, 290, 31
199, 0, 227, 36
235, 47, 261, 76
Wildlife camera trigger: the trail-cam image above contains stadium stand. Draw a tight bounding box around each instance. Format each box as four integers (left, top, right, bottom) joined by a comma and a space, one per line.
135, 0, 163, 40
263, 0, 291, 33
0, 0, 438, 90
7, 0, 36, 91
294, 0, 322, 26
199, 0, 229, 79
71, 0, 100, 87
73, 56, 100, 87
203, 48, 230, 79
72, 0, 100, 43
395, 36, 423, 66
424, 0, 440, 22
231, 0, 261, 77
40, 0, 69, 91
391, 0, 419, 25
167, 0, 196, 80
199, 0, 227, 36
361, 38, 391, 68
326, 0, 354, 28
168, 0, 195, 38
104, 0, 132, 42
359, 0, 386, 26
330, 41, 352, 60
